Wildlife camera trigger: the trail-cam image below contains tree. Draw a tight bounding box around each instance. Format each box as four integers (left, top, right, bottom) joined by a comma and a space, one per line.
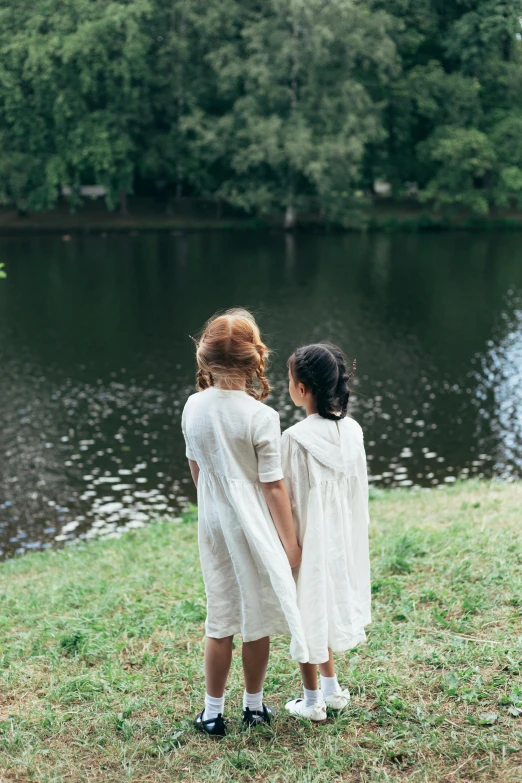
0, 0, 521, 220
490, 112, 522, 208
372, 0, 522, 211
141, 0, 201, 206
418, 127, 497, 214
141, 0, 246, 209
0, 0, 154, 213
376, 61, 481, 190
211, 0, 398, 225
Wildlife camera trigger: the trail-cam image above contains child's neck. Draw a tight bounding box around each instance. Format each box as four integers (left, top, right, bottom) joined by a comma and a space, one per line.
305, 400, 318, 417
215, 379, 246, 392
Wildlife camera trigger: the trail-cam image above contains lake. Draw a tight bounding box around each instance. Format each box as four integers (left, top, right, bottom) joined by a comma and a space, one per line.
1, 230, 522, 558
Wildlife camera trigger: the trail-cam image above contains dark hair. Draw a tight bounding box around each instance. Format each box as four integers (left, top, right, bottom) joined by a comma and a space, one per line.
288, 343, 355, 420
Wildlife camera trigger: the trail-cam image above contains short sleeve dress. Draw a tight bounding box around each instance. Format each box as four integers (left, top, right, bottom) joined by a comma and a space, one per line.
181, 387, 309, 663
281, 414, 371, 665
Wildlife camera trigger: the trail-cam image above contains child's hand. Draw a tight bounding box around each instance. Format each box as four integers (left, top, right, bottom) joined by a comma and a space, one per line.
287, 545, 302, 569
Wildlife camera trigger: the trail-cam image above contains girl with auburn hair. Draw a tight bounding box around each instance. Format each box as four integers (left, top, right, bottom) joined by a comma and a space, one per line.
181, 309, 308, 736
282, 343, 371, 722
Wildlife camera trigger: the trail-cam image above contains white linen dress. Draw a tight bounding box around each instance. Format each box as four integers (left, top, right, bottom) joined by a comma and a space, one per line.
181, 387, 309, 663
281, 414, 371, 664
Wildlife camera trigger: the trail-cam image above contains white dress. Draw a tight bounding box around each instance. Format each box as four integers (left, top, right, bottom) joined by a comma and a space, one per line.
181, 387, 309, 663
281, 414, 371, 664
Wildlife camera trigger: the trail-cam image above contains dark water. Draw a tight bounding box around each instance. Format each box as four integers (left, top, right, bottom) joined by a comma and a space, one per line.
1, 231, 522, 558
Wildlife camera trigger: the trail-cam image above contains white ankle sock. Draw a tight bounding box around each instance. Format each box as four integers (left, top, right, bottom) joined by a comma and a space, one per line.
303, 687, 322, 708
243, 689, 263, 711
320, 675, 339, 698
203, 693, 225, 727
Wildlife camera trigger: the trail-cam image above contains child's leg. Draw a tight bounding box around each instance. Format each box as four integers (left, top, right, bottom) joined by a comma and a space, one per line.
318, 648, 335, 678
242, 636, 269, 692
285, 661, 326, 720
205, 635, 233, 696
299, 661, 324, 707
203, 635, 233, 725
299, 662, 319, 691
318, 648, 350, 709
242, 636, 269, 711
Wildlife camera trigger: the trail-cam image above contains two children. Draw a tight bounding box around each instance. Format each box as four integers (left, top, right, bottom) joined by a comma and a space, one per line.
181, 309, 370, 734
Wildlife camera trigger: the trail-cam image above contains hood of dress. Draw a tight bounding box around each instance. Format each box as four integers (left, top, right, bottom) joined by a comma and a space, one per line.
284, 414, 358, 474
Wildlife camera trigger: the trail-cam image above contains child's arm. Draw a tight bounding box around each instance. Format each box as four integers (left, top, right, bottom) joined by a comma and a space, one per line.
188, 459, 200, 488
261, 479, 302, 568
281, 431, 308, 546
252, 408, 300, 567
182, 405, 199, 488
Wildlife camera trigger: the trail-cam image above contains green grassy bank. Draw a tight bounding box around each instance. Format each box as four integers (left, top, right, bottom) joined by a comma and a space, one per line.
1, 481, 521, 782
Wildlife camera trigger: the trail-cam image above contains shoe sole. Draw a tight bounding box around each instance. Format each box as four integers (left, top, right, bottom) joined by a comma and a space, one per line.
325, 704, 350, 711
194, 725, 226, 738
194, 726, 227, 738
194, 716, 227, 738
284, 710, 327, 724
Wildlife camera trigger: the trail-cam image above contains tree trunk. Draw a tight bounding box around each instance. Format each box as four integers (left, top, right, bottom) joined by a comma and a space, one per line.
283, 19, 299, 232
119, 188, 129, 217
175, 4, 186, 202
284, 204, 296, 230
176, 162, 183, 200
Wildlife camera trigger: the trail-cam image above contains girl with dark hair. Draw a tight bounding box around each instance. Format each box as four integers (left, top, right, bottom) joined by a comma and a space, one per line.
282, 343, 371, 722
181, 309, 308, 736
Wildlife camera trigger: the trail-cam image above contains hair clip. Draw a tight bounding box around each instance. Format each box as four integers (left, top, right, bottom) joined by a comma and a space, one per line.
348, 358, 356, 380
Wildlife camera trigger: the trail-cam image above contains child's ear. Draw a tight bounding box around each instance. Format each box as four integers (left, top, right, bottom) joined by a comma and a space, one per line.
298, 382, 307, 398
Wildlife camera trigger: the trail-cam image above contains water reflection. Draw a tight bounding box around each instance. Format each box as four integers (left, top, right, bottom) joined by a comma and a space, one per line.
474, 292, 522, 479
1, 231, 522, 558
0, 365, 192, 556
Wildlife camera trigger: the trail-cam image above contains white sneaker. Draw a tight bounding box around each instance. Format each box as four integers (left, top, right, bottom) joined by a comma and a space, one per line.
324, 688, 351, 711
285, 698, 327, 722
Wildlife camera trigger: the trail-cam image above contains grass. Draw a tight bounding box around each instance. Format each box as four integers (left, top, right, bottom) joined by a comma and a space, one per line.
1, 480, 521, 782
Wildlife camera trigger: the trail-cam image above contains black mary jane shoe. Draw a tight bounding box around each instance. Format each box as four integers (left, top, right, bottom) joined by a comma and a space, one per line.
242, 704, 275, 727
194, 710, 227, 737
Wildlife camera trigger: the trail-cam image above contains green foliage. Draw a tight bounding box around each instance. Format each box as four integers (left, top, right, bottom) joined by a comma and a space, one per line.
0, 0, 153, 211
212, 0, 397, 223
0, 1, 521, 219
374, 0, 522, 213
490, 112, 522, 207
0, 263, 5, 279
419, 127, 497, 215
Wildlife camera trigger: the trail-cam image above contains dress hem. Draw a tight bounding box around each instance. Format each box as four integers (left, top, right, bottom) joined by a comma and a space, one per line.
306, 631, 368, 664
206, 624, 291, 643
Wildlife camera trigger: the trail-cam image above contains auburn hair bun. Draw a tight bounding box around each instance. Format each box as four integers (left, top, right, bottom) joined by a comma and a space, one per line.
194, 309, 270, 402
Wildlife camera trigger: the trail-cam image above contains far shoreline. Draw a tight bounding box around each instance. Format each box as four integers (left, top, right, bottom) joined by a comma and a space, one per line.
3, 198, 522, 236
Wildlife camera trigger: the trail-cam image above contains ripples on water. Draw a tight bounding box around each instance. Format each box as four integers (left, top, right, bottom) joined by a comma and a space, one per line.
473, 291, 522, 479
1, 232, 522, 558
1, 369, 194, 556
